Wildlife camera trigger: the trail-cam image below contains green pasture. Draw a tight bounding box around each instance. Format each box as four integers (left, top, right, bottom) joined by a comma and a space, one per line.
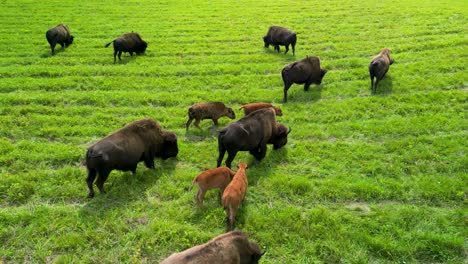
0, 0, 466, 263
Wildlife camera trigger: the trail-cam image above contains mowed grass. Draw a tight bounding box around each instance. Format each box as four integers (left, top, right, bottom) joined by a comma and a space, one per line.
0, 0, 467, 263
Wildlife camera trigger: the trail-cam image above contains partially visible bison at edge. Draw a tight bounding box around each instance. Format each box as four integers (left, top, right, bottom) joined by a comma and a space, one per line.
46, 24, 74, 55
281, 56, 328, 103
160, 230, 265, 264
217, 108, 290, 168
105, 32, 148, 63
85, 118, 178, 198
369, 48, 394, 93
263, 25, 297, 55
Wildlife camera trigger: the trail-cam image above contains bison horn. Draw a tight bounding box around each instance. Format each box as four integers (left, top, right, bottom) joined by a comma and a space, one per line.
287, 127, 292, 134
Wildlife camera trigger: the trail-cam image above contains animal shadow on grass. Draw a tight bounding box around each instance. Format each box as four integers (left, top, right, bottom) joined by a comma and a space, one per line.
287, 85, 323, 103
41, 47, 66, 58
372, 75, 393, 95
246, 146, 288, 186
80, 158, 177, 215
185, 126, 219, 142
112, 54, 137, 64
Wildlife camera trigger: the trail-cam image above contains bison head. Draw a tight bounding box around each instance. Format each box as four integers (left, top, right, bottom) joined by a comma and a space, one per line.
316, 68, 328, 84
248, 241, 266, 264
159, 131, 178, 160
227, 107, 236, 119
66, 35, 74, 46
270, 124, 290, 150
136, 41, 148, 55
263, 36, 270, 48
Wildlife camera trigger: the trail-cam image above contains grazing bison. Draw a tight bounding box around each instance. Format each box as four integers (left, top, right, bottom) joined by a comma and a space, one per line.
160, 230, 265, 264
263, 26, 297, 55
222, 162, 248, 230
186, 102, 236, 131
281, 56, 328, 103
217, 108, 290, 168
240, 103, 282, 116
369, 48, 394, 93
105, 32, 148, 63
85, 118, 178, 198
190, 166, 237, 205
46, 24, 74, 55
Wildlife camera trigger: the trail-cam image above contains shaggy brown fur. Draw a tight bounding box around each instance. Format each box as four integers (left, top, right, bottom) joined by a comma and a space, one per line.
85, 118, 178, 198
46, 24, 74, 55
186, 102, 235, 130
160, 230, 265, 264
369, 48, 394, 93
222, 163, 248, 230
190, 167, 237, 205
240, 103, 283, 116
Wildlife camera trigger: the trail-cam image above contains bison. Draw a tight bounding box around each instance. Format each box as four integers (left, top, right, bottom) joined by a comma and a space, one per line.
186, 102, 235, 131
217, 108, 290, 168
160, 230, 265, 264
263, 26, 297, 55
85, 118, 178, 198
222, 162, 248, 230
369, 48, 394, 93
281, 56, 328, 103
190, 166, 237, 206
105, 32, 148, 63
240, 103, 282, 116
46, 24, 74, 55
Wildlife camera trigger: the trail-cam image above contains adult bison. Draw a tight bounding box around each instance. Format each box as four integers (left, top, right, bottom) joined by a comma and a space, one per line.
217, 108, 290, 168
263, 26, 297, 55
369, 48, 394, 93
281, 56, 328, 103
46, 24, 74, 55
160, 230, 265, 264
105, 32, 148, 63
85, 118, 178, 198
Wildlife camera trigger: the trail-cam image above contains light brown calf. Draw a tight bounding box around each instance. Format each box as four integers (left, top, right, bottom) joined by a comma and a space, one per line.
190, 167, 236, 205
240, 102, 283, 116
222, 162, 248, 230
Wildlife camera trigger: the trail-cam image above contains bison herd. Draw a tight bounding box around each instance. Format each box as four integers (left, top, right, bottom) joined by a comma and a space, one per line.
45, 22, 396, 263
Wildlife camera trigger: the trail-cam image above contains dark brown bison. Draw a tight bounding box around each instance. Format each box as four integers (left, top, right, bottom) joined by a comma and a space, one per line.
217, 108, 290, 168
263, 26, 297, 55
85, 118, 178, 198
369, 48, 394, 93
186, 102, 235, 131
104, 32, 148, 63
160, 230, 265, 264
281, 56, 328, 103
46, 24, 74, 55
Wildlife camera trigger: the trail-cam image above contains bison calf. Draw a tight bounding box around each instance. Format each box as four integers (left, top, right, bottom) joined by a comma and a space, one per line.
105, 32, 148, 63
369, 48, 394, 93
240, 102, 283, 116
281, 56, 328, 103
160, 230, 265, 264
186, 102, 235, 131
190, 167, 236, 205
85, 118, 178, 198
46, 24, 74, 55
222, 162, 248, 230
263, 26, 297, 55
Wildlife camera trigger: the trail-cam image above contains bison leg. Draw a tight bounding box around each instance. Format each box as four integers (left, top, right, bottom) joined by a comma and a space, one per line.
194, 119, 201, 129
196, 189, 206, 206
304, 82, 311, 91
185, 117, 193, 130
275, 45, 280, 53
370, 75, 375, 93
228, 205, 237, 231
374, 78, 380, 94
113, 50, 118, 64
212, 118, 219, 126
86, 169, 97, 198
118, 51, 123, 61
143, 154, 155, 169
96, 169, 111, 194
129, 51, 134, 56
292, 43, 295, 56
284, 44, 289, 54
50, 43, 56, 55
257, 144, 268, 161
217, 145, 226, 168
283, 82, 293, 103
225, 150, 238, 169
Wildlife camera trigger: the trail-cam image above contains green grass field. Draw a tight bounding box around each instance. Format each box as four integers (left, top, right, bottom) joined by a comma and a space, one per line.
0, 0, 467, 263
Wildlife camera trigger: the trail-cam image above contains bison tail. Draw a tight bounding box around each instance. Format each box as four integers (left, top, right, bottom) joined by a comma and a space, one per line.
189, 177, 197, 191
104, 41, 113, 48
